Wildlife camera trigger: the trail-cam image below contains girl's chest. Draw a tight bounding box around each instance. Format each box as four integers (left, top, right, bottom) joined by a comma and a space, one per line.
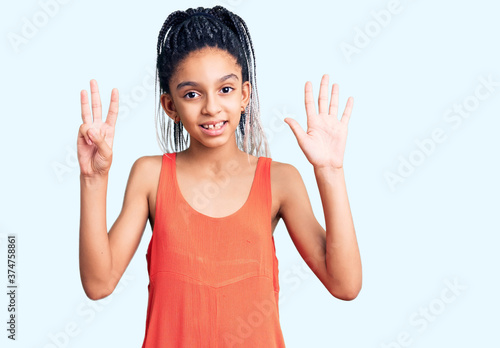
147, 159, 281, 233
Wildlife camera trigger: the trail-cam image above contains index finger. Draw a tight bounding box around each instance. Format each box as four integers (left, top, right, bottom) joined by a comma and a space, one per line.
81, 90, 92, 124
305, 81, 317, 118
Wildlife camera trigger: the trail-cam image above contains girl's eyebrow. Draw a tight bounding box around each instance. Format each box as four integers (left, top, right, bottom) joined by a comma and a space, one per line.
176, 73, 239, 91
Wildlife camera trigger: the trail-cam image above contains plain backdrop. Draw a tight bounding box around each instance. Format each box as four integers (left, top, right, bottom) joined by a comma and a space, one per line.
1, 0, 499, 347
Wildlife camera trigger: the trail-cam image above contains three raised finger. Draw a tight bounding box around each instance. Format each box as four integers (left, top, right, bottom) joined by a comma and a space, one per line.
329, 83, 339, 118
81, 90, 92, 124
341, 96, 354, 125
106, 88, 119, 128
318, 74, 329, 115
90, 79, 102, 123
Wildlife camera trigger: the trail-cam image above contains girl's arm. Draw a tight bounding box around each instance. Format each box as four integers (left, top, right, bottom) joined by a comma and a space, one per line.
77, 80, 150, 300
281, 74, 361, 300
79, 159, 151, 301
314, 165, 360, 298
79, 173, 112, 300
276, 163, 361, 300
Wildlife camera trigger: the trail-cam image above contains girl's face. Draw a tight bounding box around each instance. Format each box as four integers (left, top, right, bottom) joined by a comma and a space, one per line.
161, 46, 250, 149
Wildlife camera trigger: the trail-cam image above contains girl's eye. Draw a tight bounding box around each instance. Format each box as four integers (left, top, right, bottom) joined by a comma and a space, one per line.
221, 86, 234, 94
184, 91, 199, 99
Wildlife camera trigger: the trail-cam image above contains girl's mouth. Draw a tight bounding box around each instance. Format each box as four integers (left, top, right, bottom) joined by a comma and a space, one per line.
199, 121, 227, 136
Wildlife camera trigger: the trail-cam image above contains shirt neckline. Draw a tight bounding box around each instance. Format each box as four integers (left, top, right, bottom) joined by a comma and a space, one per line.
171, 152, 262, 220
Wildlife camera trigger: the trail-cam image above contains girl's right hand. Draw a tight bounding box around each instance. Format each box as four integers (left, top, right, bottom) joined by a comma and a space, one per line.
77, 79, 119, 177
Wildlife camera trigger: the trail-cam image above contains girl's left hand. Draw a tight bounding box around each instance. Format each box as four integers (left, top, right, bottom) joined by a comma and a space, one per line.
284, 74, 353, 169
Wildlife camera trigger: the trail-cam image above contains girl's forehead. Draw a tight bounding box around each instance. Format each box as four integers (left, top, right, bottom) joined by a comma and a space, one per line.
173, 48, 241, 81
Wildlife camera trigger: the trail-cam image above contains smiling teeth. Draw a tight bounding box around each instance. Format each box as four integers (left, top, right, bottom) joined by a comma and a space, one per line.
202, 121, 225, 129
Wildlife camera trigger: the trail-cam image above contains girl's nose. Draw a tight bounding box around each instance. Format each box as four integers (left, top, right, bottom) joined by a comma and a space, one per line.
201, 92, 222, 115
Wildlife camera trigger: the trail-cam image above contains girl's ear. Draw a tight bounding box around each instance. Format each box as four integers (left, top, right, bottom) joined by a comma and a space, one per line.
160, 93, 177, 122
241, 81, 251, 110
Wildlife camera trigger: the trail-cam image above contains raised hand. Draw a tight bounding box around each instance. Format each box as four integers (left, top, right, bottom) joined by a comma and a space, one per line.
284, 74, 353, 169
77, 79, 119, 177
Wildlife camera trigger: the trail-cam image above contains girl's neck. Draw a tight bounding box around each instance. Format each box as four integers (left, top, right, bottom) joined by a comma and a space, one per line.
179, 142, 250, 173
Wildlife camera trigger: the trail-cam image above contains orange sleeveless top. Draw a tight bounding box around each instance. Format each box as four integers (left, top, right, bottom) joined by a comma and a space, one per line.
142, 152, 286, 347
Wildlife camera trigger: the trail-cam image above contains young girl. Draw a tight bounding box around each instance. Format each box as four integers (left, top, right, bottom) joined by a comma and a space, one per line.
78, 5, 361, 347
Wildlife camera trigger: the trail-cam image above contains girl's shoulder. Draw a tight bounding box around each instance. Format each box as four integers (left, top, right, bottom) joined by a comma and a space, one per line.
269, 159, 299, 180
132, 155, 163, 175
269, 159, 303, 199
128, 155, 163, 201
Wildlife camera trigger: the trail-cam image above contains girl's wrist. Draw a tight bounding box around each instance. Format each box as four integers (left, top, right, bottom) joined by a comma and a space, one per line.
80, 173, 109, 186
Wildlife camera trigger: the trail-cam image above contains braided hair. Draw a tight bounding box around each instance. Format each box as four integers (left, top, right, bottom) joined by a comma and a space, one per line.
154, 5, 270, 157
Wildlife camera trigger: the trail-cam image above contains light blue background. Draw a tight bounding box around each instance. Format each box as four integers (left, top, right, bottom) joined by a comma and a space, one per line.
1, 0, 499, 347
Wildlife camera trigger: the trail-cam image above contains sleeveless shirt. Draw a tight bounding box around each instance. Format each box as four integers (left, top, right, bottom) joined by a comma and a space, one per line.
142, 152, 286, 347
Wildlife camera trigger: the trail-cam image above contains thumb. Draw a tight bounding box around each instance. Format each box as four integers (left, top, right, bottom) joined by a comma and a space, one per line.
88, 128, 112, 158
283, 117, 305, 144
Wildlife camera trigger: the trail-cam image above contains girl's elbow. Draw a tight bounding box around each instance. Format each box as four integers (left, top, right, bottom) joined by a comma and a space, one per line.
328, 281, 362, 301
331, 288, 361, 301
82, 280, 114, 301
85, 287, 112, 301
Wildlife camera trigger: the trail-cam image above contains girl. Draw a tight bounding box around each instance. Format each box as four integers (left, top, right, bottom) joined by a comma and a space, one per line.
78, 5, 361, 347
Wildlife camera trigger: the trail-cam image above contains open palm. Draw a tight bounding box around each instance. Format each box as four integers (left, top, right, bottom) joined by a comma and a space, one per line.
77, 79, 119, 177
284, 74, 353, 169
